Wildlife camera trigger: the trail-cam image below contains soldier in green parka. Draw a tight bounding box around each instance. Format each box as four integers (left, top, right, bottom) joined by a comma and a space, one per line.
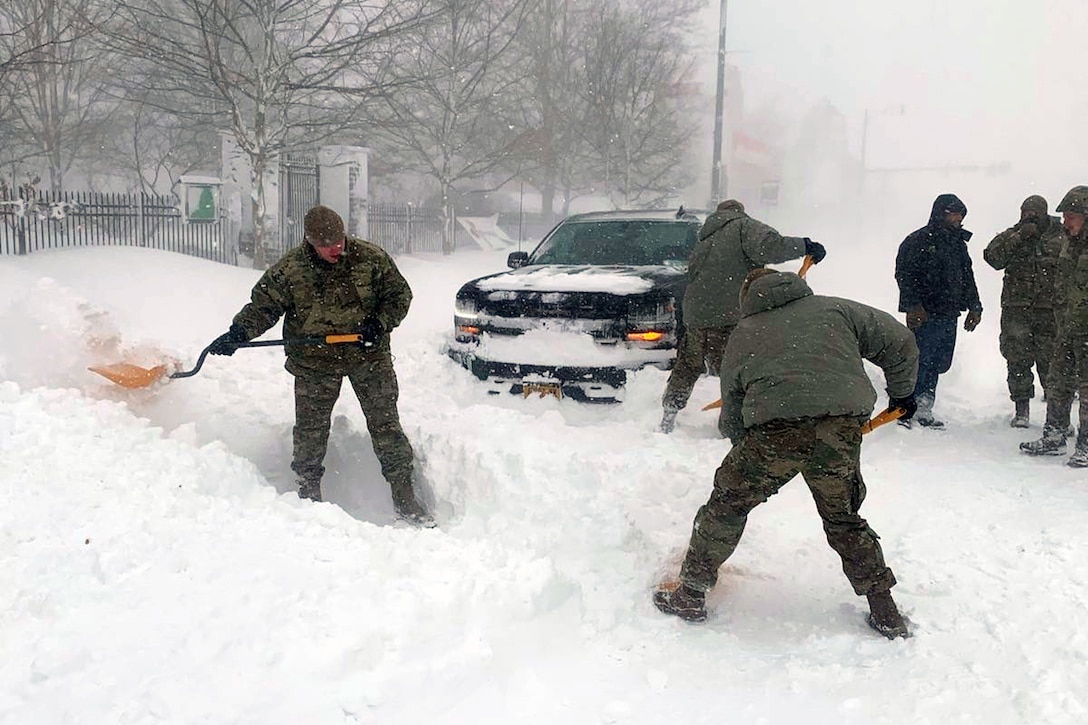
654, 268, 918, 639
983, 195, 1065, 427
658, 200, 825, 433
206, 205, 433, 526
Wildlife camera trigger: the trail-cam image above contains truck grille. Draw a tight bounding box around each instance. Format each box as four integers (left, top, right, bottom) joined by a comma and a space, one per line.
481, 291, 626, 320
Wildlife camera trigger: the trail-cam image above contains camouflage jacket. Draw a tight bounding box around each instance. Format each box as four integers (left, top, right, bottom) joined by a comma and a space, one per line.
1058, 228, 1088, 338
232, 238, 412, 373
718, 272, 918, 440
682, 208, 806, 329
983, 215, 1064, 310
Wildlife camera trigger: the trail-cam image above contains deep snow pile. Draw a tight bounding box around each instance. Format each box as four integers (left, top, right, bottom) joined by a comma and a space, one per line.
2, 244, 1087, 724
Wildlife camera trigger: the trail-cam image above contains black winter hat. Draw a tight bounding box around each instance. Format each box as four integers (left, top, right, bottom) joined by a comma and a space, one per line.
929, 193, 967, 222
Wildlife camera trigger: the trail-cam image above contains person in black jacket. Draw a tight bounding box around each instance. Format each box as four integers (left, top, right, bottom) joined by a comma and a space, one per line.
894, 194, 983, 428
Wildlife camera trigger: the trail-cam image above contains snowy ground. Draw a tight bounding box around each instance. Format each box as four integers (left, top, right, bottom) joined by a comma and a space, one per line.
2, 241, 1087, 724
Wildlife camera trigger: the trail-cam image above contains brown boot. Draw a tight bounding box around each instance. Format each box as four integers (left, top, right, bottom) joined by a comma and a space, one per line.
389, 474, 436, 527
1010, 399, 1030, 429
297, 478, 322, 502
867, 590, 909, 639
393, 494, 436, 528
653, 583, 707, 622
659, 406, 679, 434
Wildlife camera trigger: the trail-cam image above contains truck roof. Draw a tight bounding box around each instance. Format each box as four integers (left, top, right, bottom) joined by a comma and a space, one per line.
558, 208, 706, 223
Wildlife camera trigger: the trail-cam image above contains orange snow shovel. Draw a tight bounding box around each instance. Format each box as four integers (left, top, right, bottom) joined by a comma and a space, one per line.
88, 362, 173, 389
698, 402, 906, 434
89, 333, 368, 389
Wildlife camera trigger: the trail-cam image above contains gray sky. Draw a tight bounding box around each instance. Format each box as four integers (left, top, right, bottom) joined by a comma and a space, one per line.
693, 0, 1088, 181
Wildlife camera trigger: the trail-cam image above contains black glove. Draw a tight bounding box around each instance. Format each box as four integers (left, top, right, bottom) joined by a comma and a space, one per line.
888, 394, 917, 421
964, 309, 982, 332
803, 238, 826, 264
360, 316, 384, 346
207, 324, 248, 356
905, 306, 928, 330
1016, 222, 1039, 241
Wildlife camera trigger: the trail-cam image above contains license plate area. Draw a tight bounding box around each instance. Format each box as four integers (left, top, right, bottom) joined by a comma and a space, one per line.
521, 381, 563, 400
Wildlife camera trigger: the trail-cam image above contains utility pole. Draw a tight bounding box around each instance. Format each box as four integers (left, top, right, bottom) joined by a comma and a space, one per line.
710, 0, 729, 205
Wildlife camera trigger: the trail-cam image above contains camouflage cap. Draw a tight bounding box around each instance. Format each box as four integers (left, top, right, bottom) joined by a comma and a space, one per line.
716, 199, 745, 213
304, 205, 345, 241
1056, 186, 1088, 215
1020, 195, 1048, 215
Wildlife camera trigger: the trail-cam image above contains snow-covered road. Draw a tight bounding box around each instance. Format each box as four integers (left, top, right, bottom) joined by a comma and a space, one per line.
2, 245, 1086, 724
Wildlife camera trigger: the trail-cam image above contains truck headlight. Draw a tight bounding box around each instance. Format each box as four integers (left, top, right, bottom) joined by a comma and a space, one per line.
455, 295, 478, 317
454, 294, 480, 340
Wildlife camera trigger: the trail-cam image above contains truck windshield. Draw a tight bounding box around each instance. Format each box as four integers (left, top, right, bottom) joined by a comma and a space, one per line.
531, 220, 697, 266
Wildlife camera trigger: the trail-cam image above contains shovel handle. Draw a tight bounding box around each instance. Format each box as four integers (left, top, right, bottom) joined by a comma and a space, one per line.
798, 254, 814, 279
860, 406, 906, 434
699, 403, 905, 435
169, 334, 367, 379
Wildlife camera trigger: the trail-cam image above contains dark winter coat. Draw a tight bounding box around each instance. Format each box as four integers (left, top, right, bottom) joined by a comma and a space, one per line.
895, 195, 983, 318
983, 215, 1065, 310
718, 272, 918, 440
682, 206, 806, 329
231, 239, 413, 374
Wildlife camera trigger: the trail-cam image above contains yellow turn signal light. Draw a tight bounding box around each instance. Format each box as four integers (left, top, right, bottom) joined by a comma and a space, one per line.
626, 330, 665, 342
457, 325, 481, 335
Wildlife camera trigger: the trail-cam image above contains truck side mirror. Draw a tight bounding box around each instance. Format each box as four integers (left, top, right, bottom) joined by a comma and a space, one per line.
507, 251, 529, 269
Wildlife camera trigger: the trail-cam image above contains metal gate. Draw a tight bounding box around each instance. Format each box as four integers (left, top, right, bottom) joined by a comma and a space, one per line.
277, 155, 319, 255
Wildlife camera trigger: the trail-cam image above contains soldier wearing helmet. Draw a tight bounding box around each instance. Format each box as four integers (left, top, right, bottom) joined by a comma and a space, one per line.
983, 195, 1066, 427
1021, 186, 1088, 466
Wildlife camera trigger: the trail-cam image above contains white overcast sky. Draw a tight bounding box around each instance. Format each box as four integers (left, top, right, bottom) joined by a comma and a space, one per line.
692, 0, 1088, 179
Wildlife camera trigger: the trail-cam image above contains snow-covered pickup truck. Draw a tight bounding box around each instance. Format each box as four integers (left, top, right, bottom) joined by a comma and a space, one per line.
447, 207, 704, 402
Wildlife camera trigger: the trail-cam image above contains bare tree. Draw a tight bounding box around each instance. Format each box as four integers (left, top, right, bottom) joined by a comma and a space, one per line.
580, 0, 700, 206
371, 0, 529, 253
0, 7, 54, 74
104, 100, 220, 194
0, 0, 116, 193
507, 0, 700, 217
0, 12, 38, 185
510, 0, 593, 223
103, 0, 431, 267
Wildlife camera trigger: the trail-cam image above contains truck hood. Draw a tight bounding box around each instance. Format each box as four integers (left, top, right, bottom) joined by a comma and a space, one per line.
471, 264, 685, 296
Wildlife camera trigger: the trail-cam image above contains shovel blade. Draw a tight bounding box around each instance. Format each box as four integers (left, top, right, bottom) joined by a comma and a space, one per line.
88, 363, 168, 389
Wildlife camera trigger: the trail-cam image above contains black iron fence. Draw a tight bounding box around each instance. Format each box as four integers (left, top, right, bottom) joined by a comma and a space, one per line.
368, 203, 444, 254
0, 188, 530, 264
0, 190, 234, 264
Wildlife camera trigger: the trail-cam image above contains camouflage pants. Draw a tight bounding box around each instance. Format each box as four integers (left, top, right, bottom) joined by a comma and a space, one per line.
1043, 331, 1088, 437
662, 326, 734, 411
679, 416, 896, 596
1000, 306, 1057, 401
290, 351, 415, 496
